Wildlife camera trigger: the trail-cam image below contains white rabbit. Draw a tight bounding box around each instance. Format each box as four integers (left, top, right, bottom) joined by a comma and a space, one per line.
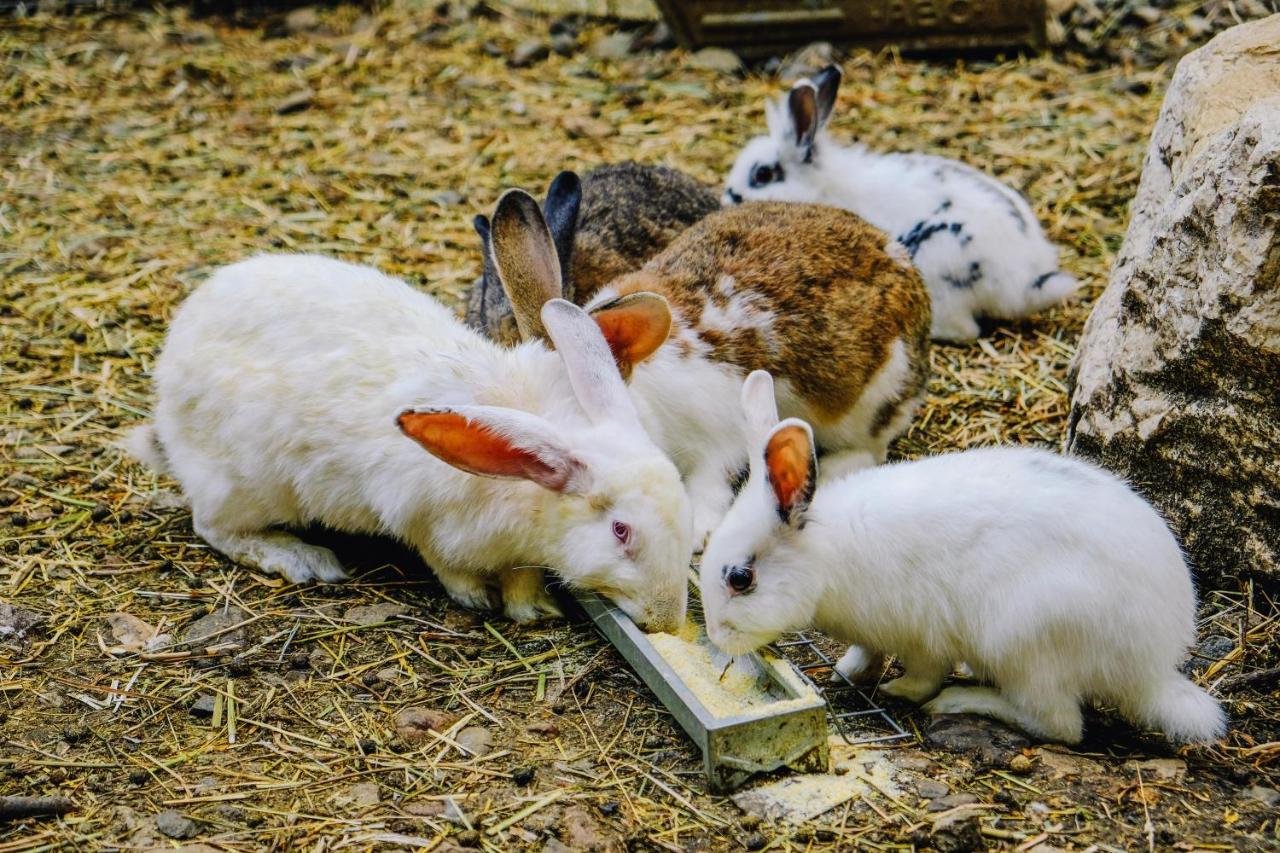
698, 370, 1225, 745
127, 224, 693, 630
723, 66, 1079, 342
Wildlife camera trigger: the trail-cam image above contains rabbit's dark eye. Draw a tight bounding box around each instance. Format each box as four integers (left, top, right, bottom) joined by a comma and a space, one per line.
725, 562, 755, 594
749, 163, 782, 188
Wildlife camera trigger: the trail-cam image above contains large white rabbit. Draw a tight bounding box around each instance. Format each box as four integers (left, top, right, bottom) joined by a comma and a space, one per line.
128, 223, 693, 630
723, 66, 1079, 341
698, 370, 1225, 745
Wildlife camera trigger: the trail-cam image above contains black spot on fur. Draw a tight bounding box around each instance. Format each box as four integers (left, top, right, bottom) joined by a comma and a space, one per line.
935, 199, 953, 214
1031, 271, 1056, 290
943, 261, 983, 290
897, 220, 951, 258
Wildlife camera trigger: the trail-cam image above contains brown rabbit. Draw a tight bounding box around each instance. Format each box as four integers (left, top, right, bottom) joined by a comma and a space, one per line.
468, 162, 719, 345
490, 191, 931, 544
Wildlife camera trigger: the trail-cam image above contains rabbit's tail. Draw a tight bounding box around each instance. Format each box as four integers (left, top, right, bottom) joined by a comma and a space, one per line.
1129, 675, 1226, 745
122, 424, 169, 474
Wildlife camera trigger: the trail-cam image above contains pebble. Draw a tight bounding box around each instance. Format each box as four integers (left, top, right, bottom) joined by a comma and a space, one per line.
925, 713, 1029, 766
155, 810, 198, 839
512, 766, 536, 785
1008, 753, 1035, 774
343, 603, 409, 626
688, 46, 741, 74
589, 30, 635, 60
189, 694, 215, 717
347, 781, 380, 807
916, 778, 950, 799
182, 606, 249, 648
1245, 785, 1280, 807
925, 792, 979, 812
454, 725, 493, 756
550, 32, 577, 56
744, 831, 767, 850
508, 40, 549, 68
394, 706, 458, 742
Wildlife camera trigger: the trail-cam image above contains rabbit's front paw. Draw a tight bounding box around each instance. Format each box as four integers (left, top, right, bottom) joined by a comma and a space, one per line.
501, 566, 563, 624
439, 570, 500, 612
833, 646, 885, 684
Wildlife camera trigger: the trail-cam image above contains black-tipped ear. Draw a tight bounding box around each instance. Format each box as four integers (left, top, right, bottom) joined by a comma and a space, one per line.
473, 214, 491, 242
542, 171, 582, 301
812, 64, 842, 127
788, 83, 819, 159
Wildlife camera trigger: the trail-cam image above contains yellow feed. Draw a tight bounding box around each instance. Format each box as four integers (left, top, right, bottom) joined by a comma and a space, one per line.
647, 620, 819, 718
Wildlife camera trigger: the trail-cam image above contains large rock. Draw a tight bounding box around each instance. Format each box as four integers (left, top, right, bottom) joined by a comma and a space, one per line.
1067, 16, 1280, 586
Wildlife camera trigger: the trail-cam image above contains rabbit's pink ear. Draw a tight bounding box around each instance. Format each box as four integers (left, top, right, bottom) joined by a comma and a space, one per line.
589, 292, 672, 381
398, 407, 586, 494
764, 419, 816, 525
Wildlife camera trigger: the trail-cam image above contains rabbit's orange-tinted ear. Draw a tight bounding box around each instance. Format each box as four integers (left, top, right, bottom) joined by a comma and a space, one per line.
764, 419, 816, 526
788, 83, 819, 154
588, 292, 672, 381
398, 407, 586, 493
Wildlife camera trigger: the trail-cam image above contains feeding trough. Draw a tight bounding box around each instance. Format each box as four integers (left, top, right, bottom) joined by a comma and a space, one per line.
572, 590, 829, 793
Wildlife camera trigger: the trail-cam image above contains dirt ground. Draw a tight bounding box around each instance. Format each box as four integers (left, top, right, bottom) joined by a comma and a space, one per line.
2, 3, 1278, 850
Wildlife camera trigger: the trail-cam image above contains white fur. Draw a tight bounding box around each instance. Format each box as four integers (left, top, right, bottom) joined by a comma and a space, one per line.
700, 372, 1225, 745
724, 87, 1080, 341
132, 254, 692, 630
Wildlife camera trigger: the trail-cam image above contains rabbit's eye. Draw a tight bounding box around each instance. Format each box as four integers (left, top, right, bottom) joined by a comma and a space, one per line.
612, 520, 632, 545
749, 163, 782, 188
725, 563, 755, 594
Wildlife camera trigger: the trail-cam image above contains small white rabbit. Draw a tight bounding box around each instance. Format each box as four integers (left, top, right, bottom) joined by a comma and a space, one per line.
698, 370, 1225, 745
723, 66, 1079, 341
127, 219, 693, 630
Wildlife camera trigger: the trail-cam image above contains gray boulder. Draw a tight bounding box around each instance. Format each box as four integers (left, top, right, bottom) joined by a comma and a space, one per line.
1067, 16, 1280, 586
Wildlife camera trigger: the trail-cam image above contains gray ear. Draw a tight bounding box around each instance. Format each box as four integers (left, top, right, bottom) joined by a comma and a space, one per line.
543, 172, 582, 302
811, 64, 841, 128
787, 82, 819, 159
491, 189, 564, 342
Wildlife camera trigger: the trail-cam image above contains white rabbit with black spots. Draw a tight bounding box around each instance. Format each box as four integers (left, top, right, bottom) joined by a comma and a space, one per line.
723, 65, 1079, 341
128, 207, 694, 631
698, 370, 1225, 745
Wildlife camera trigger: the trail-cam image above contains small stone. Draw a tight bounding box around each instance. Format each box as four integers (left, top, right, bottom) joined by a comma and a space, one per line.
189, 694, 216, 718
284, 6, 321, 33
182, 606, 249, 648
275, 89, 314, 115
156, 810, 198, 840
508, 40, 549, 68
394, 706, 458, 742
925, 792, 979, 813
510, 765, 536, 786
90, 503, 110, 521
925, 714, 1030, 766
430, 189, 465, 207
376, 667, 400, 683
1185, 635, 1235, 673
916, 778, 949, 799
215, 804, 247, 822
550, 32, 576, 57
744, 832, 767, 851
1008, 753, 1035, 774
561, 805, 619, 852
454, 725, 493, 757
1244, 785, 1280, 807
343, 603, 409, 626
526, 719, 559, 737
348, 781, 380, 807
0, 603, 41, 643
589, 30, 634, 61
688, 47, 741, 74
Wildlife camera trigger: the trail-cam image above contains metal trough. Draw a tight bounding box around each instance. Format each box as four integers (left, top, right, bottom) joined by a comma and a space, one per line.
572, 590, 829, 793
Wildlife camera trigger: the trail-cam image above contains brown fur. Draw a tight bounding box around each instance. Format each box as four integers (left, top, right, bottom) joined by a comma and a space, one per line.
608, 202, 931, 424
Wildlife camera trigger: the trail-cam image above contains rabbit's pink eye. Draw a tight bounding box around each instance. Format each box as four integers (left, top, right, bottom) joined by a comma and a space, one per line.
612, 521, 631, 545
